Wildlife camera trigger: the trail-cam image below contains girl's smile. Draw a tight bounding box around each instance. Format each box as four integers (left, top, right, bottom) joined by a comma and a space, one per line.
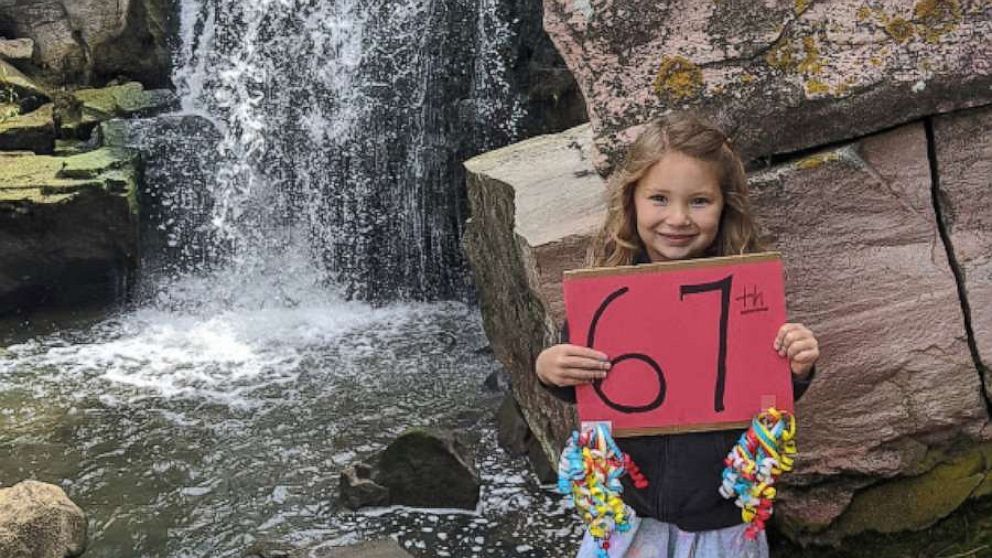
633, 151, 724, 262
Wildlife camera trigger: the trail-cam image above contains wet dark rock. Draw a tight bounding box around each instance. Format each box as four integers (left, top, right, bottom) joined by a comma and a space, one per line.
0, 0, 175, 87
315, 539, 412, 558
375, 429, 480, 510
496, 393, 530, 456
526, 435, 557, 485
243, 540, 299, 558
339, 462, 389, 511
0, 148, 139, 316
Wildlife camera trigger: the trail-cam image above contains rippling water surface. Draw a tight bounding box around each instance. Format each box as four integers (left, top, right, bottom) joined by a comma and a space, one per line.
0, 266, 581, 556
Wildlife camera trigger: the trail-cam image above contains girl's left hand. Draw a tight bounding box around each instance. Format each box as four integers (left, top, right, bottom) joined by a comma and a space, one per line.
775, 323, 819, 379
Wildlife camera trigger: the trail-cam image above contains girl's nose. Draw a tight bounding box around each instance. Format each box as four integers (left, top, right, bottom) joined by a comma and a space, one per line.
671, 206, 692, 226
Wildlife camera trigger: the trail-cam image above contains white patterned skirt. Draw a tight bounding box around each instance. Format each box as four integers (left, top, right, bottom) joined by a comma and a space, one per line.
576, 516, 769, 558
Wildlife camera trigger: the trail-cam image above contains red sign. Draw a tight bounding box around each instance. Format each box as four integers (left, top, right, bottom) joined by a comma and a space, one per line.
562, 253, 794, 437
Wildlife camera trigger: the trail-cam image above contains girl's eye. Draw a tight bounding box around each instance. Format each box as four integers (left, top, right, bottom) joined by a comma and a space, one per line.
649, 195, 668, 205
691, 197, 711, 207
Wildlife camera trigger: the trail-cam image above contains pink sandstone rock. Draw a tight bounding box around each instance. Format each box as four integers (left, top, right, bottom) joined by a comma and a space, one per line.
748, 121, 990, 541
543, 0, 992, 173
933, 104, 992, 392
463, 118, 992, 543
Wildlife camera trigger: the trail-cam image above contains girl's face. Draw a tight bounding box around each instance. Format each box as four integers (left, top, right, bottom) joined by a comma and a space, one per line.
633, 151, 724, 262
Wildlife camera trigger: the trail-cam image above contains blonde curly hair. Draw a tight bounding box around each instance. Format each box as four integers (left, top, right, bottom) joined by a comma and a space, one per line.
589, 112, 764, 267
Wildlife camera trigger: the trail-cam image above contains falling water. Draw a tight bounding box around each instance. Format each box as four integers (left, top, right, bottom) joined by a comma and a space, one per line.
166, 0, 522, 300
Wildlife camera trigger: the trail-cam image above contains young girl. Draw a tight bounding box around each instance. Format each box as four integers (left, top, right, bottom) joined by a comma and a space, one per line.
535, 113, 819, 558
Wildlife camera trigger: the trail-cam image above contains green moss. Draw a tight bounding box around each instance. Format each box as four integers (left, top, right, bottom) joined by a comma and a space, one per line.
831, 448, 987, 537
0, 148, 138, 214
772, 495, 992, 558
0, 59, 49, 101
653, 56, 704, 101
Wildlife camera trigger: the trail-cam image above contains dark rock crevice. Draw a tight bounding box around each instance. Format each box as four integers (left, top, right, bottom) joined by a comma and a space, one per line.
924, 116, 992, 418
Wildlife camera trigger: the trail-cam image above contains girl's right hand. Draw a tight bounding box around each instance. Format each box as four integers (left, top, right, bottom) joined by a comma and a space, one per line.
535, 344, 611, 387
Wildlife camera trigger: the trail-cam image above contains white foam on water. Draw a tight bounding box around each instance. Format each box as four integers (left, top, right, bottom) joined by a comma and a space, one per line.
0, 254, 440, 407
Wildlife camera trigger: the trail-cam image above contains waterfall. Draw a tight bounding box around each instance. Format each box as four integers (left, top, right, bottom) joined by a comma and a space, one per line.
162, 0, 521, 301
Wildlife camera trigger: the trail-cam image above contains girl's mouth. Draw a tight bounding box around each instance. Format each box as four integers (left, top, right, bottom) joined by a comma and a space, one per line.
659, 233, 696, 245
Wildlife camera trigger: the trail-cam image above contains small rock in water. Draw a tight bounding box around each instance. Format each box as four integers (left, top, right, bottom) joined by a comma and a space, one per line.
315, 539, 413, 558
339, 461, 390, 510
0, 480, 87, 558
243, 540, 298, 558
376, 429, 480, 510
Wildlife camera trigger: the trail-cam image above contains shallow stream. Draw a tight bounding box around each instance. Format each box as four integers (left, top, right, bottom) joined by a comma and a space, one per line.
0, 266, 582, 557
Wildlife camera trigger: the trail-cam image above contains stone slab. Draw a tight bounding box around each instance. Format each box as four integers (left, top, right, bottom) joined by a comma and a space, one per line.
463, 124, 604, 462
543, 0, 992, 173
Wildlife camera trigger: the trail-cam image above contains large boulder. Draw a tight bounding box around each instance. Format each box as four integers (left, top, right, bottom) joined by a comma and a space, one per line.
543, 0, 992, 173
0, 480, 87, 558
0, 147, 140, 314
0, 0, 173, 87
463, 123, 604, 466
462, 115, 992, 544
748, 121, 990, 543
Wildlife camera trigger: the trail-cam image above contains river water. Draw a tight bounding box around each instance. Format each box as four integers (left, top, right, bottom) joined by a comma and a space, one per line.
0, 0, 582, 555
0, 266, 580, 556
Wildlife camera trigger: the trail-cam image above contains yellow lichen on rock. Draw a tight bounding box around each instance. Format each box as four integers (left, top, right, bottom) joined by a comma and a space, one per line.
804, 79, 831, 96
885, 17, 916, 42
795, 0, 811, 15
796, 151, 841, 170
797, 36, 823, 74
913, 0, 962, 43
652, 56, 703, 101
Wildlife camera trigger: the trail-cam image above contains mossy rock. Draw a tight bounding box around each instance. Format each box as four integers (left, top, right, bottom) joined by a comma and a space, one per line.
0, 147, 140, 315
0, 59, 49, 103
59, 82, 177, 140
781, 441, 992, 547
0, 147, 138, 211
831, 450, 985, 536
0, 103, 55, 153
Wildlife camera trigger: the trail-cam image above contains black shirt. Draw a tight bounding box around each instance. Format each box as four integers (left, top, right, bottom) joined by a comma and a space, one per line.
540, 324, 815, 532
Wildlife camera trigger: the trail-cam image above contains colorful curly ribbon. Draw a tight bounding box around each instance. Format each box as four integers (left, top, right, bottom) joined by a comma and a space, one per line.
718, 407, 798, 539
557, 424, 647, 558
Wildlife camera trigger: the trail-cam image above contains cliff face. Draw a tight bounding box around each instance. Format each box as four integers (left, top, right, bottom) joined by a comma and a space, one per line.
544, 0, 992, 174
0, 0, 173, 87
464, 0, 992, 546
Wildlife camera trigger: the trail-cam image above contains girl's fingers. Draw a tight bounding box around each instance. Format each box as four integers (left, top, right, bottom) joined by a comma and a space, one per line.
774, 323, 800, 351
560, 355, 611, 371
562, 368, 607, 384
776, 324, 812, 355
786, 339, 817, 359
564, 345, 610, 361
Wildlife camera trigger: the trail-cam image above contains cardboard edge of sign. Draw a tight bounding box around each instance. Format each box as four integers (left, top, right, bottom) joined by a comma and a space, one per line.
563, 251, 782, 280
614, 420, 752, 438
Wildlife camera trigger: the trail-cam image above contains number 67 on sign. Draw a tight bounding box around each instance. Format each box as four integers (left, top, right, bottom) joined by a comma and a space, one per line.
562, 252, 794, 438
